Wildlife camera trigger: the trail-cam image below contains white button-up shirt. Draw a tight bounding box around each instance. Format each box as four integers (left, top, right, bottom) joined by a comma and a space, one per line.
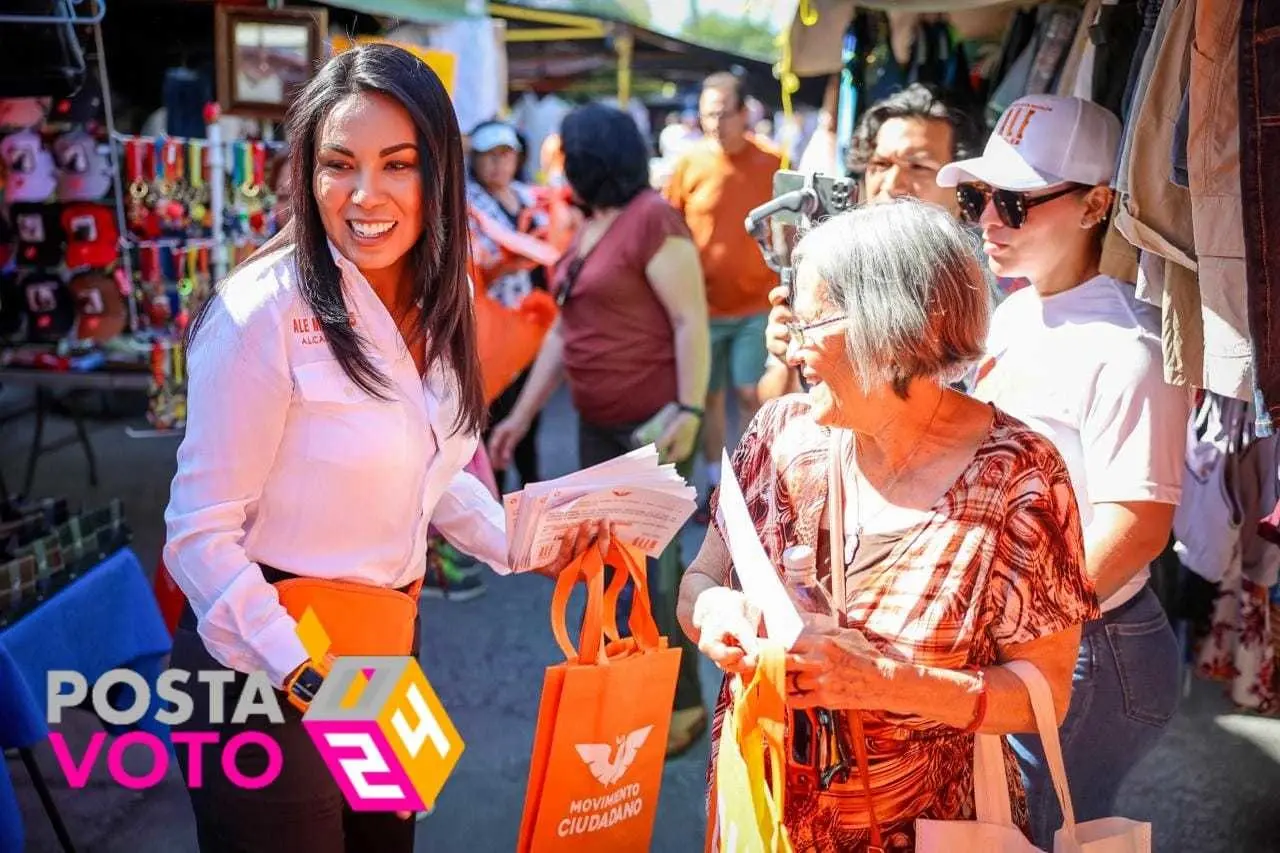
164, 244, 509, 687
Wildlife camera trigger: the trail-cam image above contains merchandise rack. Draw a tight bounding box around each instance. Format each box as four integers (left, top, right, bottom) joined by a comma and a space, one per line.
1, 0, 131, 331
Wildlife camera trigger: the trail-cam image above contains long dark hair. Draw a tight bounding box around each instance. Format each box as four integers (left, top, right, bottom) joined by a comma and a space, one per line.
190, 44, 484, 437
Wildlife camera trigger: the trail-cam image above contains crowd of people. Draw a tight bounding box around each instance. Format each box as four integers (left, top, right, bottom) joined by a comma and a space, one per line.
162, 41, 1189, 853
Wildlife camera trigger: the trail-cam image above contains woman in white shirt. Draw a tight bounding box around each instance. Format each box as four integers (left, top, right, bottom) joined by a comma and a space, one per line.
164, 45, 601, 853
936, 95, 1188, 845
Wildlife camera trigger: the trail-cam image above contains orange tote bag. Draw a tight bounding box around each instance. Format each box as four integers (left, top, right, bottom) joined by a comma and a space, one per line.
517, 542, 681, 853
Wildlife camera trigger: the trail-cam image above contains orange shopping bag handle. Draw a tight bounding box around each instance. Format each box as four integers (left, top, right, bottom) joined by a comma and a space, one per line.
600, 541, 661, 651
550, 543, 608, 664
549, 540, 663, 665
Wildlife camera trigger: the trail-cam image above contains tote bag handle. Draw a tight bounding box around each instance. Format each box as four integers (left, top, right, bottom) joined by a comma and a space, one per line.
549, 541, 661, 665
973, 660, 1079, 840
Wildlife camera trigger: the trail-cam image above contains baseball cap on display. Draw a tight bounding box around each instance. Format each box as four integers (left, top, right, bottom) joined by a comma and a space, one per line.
936, 95, 1122, 191
470, 122, 522, 154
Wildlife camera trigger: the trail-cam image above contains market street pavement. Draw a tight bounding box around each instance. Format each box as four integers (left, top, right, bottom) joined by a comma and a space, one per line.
3, 383, 1280, 852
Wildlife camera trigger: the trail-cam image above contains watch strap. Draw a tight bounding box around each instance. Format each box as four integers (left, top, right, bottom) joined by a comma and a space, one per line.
284, 656, 332, 713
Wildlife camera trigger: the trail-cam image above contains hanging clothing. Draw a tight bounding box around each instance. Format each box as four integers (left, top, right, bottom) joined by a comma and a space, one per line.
1114, 0, 1180, 196
986, 5, 1082, 125
511, 94, 571, 181
1114, 0, 1204, 392
1186, 0, 1252, 403
1055, 0, 1102, 99
1091, 0, 1145, 117
1238, 0, 1280, 420
1121, 0, 1169, 126
1174, 394, 1246, 584
1185, 393, 1280, 713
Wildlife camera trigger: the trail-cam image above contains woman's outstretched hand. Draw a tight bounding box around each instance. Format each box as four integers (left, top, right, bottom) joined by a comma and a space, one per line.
532, 519, 618, 579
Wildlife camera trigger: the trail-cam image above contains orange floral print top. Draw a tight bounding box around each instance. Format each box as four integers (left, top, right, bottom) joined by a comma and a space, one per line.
707, 396, 1099, 853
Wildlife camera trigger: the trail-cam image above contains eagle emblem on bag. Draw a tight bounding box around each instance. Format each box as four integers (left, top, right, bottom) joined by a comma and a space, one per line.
575, 725, 653, 786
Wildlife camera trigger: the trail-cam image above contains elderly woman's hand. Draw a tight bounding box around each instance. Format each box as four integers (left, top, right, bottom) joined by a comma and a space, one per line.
765, 285, 793, 361
786, 625, 901, 710
692, 587, 762, 675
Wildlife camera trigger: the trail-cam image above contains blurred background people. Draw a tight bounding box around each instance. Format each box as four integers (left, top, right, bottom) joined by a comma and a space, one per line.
760, 84, 990, 403
659, 108, 702, 161
488, 103, 712, 757
466, 119, 549, 493
663, 71, 781, 523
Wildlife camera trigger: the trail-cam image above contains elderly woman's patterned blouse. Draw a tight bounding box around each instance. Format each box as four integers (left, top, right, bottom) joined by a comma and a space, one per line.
707, 396, 1099, 853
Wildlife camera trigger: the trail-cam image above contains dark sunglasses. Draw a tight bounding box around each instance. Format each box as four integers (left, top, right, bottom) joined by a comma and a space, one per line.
956, 182, 1084, 229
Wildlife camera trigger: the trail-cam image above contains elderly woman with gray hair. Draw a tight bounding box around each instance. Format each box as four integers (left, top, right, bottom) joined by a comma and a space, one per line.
677, 198, 1098, 852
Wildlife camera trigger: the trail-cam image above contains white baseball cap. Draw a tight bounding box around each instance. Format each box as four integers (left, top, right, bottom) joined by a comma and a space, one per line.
470, 123, 522, 154
936, 95, 1122, 191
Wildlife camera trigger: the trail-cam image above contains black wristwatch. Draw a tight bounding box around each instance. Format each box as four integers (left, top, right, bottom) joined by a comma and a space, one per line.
677, 403, 705, 420
285, 663, 328, 712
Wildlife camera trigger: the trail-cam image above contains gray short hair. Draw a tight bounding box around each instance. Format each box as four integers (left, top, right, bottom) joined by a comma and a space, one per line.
792, 198, 990, 398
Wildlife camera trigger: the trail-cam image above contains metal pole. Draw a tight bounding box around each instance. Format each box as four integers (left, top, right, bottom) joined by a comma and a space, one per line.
89, 2, 138, 334
615, 27, 633, 107
206, 108, 229, 284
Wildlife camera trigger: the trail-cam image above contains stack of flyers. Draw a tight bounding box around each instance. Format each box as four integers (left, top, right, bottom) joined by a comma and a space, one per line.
503, 444, 697, 572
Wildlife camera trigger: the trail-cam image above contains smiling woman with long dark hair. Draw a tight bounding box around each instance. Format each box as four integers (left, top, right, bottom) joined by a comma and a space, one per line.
164, 45, 604, 853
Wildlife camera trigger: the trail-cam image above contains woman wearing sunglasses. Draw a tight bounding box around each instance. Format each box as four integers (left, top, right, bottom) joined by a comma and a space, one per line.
937, 94, 1189, 846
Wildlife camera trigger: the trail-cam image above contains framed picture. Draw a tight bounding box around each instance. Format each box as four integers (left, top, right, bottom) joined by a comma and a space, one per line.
215, 5, 328, 121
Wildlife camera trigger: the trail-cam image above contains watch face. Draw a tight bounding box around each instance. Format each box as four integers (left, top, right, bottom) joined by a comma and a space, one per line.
293, 666, 325, 700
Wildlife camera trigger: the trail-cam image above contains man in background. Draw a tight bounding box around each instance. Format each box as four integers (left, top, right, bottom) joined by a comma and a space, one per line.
759, 83, 991, 400
663, 72, 781, 520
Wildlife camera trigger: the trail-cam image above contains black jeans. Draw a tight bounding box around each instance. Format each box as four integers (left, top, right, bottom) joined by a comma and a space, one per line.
578, 419, 704, 712
169, 605, 417, 853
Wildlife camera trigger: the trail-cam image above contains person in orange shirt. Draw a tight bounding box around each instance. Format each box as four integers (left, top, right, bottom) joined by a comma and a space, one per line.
663, 72, 781, 519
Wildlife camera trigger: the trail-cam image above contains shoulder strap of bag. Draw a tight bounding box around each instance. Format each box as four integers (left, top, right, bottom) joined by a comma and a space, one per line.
971, 729, 1016, 827
848, 713, 885, 852
827, 431, 884, 850
827, 430, 847, 621
1004, 659, 1079, 839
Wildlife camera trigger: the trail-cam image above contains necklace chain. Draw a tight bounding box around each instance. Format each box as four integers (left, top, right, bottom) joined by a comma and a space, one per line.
848, 387, 946, 537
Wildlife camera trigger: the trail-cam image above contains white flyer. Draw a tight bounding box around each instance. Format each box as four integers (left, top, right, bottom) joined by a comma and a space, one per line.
716, 450, 805, 649
527, 486, 696, 562
501, 443, 696, 572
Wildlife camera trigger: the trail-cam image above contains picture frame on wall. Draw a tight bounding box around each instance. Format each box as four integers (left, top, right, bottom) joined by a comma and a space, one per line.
215, 5, 328, 121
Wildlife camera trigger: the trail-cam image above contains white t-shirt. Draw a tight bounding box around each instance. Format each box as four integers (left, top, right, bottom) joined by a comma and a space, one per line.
970, 275, 1191, 612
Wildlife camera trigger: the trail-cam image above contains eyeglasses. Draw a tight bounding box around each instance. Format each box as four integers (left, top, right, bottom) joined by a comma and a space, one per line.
956, 182, 1084, 229
786, 314, 847, 350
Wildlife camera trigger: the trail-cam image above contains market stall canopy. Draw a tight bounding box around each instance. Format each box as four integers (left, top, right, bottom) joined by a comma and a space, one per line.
489, 1, 805, 105
784, 0, 1025, 77
320, 0, 480, 23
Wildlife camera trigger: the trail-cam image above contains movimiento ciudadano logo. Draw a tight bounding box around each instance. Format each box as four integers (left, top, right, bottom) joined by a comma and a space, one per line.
43, 607, 464, 812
